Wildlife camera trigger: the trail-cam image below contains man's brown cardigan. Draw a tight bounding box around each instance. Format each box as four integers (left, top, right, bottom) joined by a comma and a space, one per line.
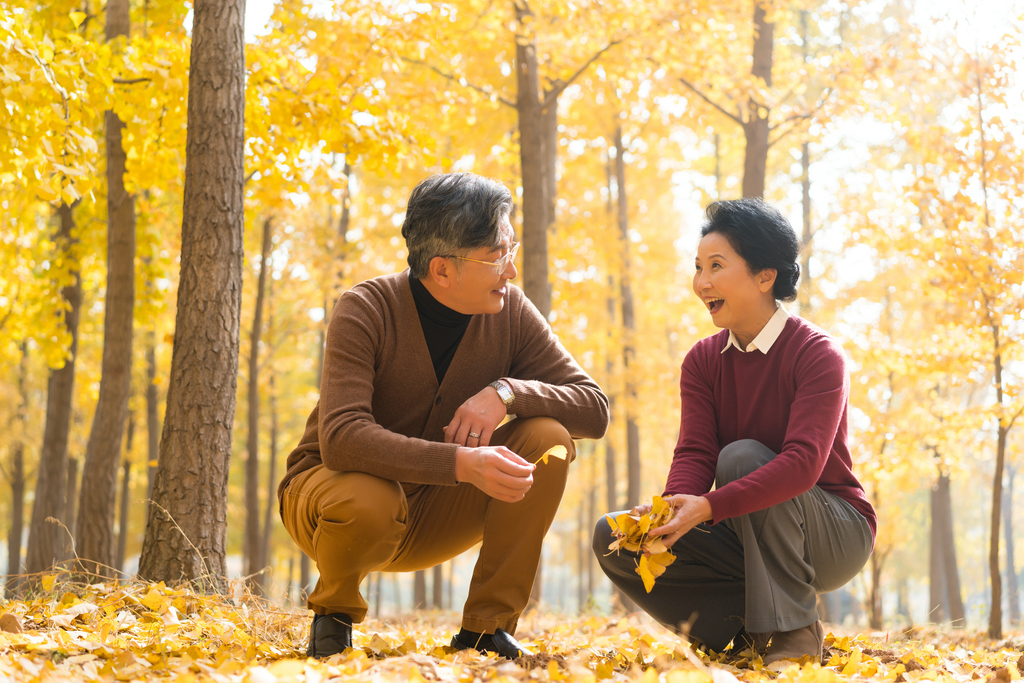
279, 271, 609, 502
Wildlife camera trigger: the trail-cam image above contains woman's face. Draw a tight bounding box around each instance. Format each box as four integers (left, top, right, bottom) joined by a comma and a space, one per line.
692, 231, 776, 335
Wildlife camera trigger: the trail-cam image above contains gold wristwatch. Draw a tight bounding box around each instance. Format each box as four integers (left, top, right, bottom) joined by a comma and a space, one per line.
489, 380, 515, 410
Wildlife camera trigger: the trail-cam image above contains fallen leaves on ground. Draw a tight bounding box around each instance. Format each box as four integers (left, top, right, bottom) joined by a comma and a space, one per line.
1, 578, 1023, 682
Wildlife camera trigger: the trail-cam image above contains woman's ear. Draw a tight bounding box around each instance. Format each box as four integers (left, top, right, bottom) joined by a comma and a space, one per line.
758, 268, 777, 294
428, 256, 454, 289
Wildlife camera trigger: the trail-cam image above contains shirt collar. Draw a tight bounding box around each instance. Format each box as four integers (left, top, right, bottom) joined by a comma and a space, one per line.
721, 304, 790, 355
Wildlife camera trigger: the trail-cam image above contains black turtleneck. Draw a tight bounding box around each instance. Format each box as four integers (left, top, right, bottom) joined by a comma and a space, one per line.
409, 273, 474, 384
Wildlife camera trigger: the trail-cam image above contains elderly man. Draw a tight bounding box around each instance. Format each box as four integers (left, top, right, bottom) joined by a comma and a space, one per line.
279, 172, 609, 659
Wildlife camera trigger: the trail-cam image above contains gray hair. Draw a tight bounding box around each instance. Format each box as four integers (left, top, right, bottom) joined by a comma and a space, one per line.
402, 173, 513, 278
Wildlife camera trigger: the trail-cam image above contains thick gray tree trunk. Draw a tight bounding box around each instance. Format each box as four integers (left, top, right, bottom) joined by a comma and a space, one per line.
138, 0, 246, 588
245, 217, 273, 593
77, 0, 137, 577
26, 203, 82, 574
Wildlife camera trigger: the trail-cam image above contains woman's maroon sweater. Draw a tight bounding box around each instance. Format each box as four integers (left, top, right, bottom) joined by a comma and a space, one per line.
663, 314, 877, 540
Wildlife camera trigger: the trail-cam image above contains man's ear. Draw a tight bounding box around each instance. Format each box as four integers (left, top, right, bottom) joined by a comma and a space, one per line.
758, 268, 777, 294
427, 256, 454, 289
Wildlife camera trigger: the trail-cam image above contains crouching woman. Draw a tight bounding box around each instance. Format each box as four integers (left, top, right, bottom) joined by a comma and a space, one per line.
594, 198, 875, 664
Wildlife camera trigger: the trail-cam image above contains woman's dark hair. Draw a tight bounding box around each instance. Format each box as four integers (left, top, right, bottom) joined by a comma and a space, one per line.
700, 198, 801, 302
402, 173, 513, 278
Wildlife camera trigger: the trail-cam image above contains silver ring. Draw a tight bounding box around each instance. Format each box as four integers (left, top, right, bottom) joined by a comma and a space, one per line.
469, 431, 480, 439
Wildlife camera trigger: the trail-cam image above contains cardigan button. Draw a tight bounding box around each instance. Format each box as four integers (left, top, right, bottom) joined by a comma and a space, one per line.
435, 396, 441, 405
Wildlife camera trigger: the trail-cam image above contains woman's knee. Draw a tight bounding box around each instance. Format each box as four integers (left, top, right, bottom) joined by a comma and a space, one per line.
716, 440, 776, 486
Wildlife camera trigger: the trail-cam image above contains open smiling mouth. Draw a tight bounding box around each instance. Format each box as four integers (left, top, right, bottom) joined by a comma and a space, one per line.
706, 298, 724, 314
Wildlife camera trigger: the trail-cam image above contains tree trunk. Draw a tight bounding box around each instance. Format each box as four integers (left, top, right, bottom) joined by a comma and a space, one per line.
1004, 466, 1019, 624
300, 553, 310, 601
26, 202, 82, 574
587, 441, 596, 606
145, 332, 158, 504
929, 479, 946, 623
137, 0, 246, 588
614, 126, 640, 508
414, 570, 427, 609
246, 217, 273, 593
542, 95, 558, 234
931, 469, 965, 624
989, 330, 1006, 639
515, 2, 550, 319
77, 0, 137, 578
741, 0, 773, 198
65, 457, 79, 544
869, 546, 886, 629
7, 344, 28, 585
432, 564, 443, 609
116, 458, 131, 574
798, 141, 813, 313
260, 364, 278, 588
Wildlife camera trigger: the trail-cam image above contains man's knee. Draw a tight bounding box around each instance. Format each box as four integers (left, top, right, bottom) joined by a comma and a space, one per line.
716, 440, 776, 486
521, 416, 573, 453
318, 472, 406, 533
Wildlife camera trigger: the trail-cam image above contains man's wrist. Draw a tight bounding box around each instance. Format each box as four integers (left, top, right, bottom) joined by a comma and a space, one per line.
489, 379, 515, 411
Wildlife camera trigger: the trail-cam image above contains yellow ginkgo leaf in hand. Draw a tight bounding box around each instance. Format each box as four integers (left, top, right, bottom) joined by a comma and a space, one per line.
635, 551, 677, 593
534, 444, 569, 465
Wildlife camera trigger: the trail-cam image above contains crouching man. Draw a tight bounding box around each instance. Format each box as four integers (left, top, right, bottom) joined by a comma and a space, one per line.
278, 172, 609, 659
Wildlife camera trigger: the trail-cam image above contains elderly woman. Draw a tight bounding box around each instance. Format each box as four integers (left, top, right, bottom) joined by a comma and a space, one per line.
594, 198, 875, 663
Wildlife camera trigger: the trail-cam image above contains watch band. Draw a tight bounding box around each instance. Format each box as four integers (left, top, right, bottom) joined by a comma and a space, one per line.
489, 380, 515, 409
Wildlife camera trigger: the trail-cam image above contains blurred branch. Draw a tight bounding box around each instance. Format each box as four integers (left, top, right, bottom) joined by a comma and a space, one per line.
672, 72, 743, 125
113, 78, 151, 85
401, 56, 516, 108
542, 39, 622, 108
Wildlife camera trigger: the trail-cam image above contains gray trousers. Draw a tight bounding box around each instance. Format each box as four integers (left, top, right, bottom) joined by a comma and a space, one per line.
593, 440, 873, 652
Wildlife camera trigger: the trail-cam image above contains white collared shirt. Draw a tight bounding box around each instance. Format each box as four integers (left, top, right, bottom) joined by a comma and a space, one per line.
721, 304, 790, 355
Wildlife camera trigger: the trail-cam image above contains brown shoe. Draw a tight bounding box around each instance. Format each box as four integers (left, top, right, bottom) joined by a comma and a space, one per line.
763, 620, 824, 665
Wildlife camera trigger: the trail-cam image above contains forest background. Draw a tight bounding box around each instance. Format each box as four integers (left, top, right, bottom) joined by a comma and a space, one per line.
2, 0, 1024, 643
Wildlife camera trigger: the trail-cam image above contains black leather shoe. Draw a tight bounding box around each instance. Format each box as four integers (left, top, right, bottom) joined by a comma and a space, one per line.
306, 613, 352, 658
450, 628, 533, 659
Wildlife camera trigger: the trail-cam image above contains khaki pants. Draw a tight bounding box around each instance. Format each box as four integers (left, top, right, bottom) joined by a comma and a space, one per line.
281, 417, 573, 634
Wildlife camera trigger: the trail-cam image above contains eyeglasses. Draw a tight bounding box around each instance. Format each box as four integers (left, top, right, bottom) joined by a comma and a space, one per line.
444, 241, 519, 274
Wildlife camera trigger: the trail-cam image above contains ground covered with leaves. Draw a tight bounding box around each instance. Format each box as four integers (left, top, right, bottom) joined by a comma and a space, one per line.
0, 580, 1023, 683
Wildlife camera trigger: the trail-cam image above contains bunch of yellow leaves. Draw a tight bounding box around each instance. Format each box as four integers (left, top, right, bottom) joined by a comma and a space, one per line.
606, 495, 678, 593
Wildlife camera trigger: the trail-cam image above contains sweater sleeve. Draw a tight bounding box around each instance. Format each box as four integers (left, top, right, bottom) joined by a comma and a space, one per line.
703, 337, 849, 523
317, 288, 459, 485
501, 292, 610, 439
662, 341, 721, 497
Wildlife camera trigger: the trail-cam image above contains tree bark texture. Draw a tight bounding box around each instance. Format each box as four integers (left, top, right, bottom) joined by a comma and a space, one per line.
7, 345, 28, 584
741, 1, 773, 198
245, 217, 272, 592
515, 2, 551, 319
65, 457, 79, 543
77, 0, 137, 577
614, 126, 641, 508
137, 0, 246, 588
26, 203, 82, 574
1004, 466, 1020, 624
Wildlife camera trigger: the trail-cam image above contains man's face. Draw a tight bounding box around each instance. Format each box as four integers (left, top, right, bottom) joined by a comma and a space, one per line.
446, 218, 518, 315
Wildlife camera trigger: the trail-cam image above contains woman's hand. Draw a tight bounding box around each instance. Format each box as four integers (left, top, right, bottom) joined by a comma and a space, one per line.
649, 494, 713, 548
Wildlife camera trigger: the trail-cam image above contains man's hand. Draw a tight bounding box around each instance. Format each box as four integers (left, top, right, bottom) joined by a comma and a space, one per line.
455, 446, 535, 503
444, 385, 508, 447
649, 494, 713, 548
